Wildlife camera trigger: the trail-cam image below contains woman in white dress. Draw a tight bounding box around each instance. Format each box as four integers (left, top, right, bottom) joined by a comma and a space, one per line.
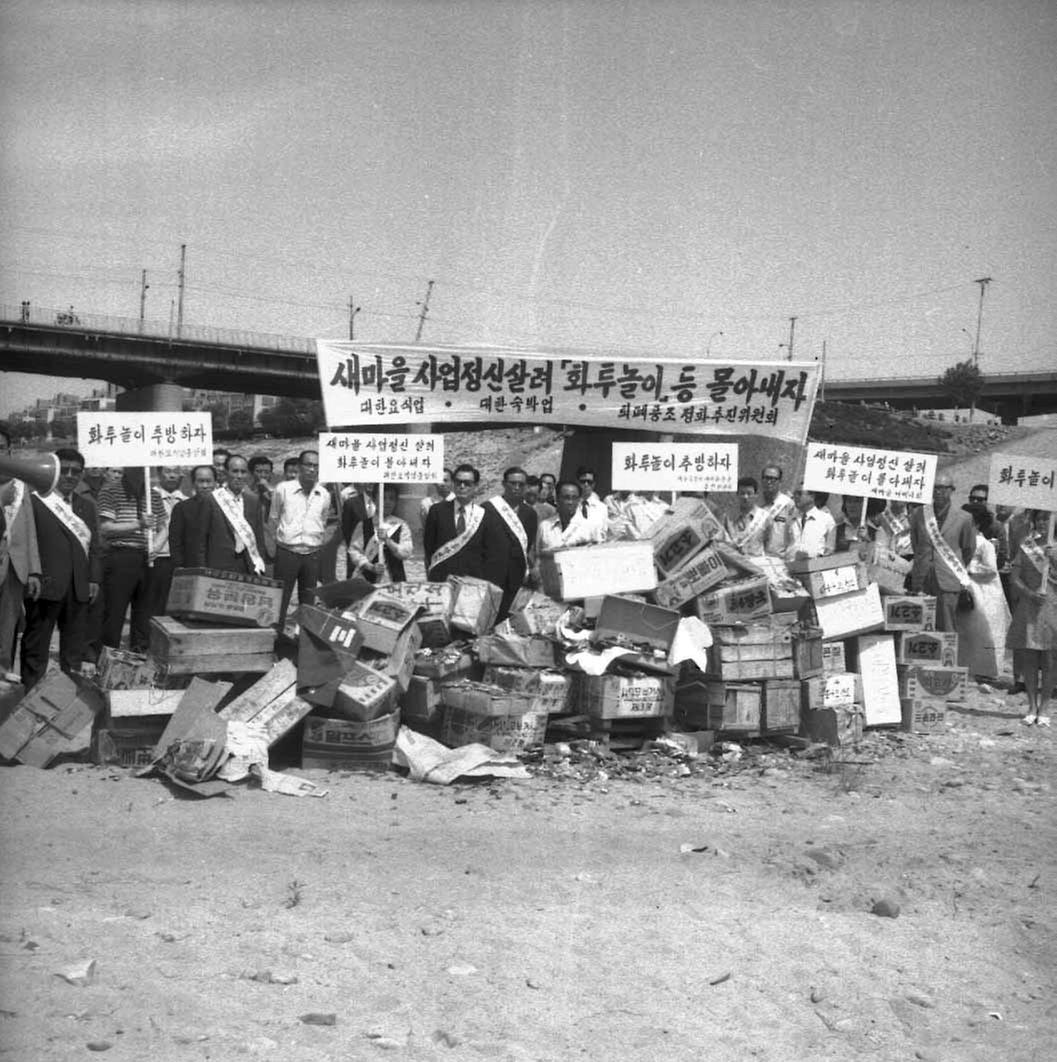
955, 504, 1011, 680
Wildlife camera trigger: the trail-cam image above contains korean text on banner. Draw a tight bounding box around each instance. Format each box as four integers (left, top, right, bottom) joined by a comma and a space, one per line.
77, 412, 213, 468
315, 341, 821, 443
988, 453, 1057, 511
803, 443, 937, 504
319, 433, 445, 484
611, 442, 738, 493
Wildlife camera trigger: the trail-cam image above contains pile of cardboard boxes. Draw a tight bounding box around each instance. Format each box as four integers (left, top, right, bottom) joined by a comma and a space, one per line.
0, 502, 970, 773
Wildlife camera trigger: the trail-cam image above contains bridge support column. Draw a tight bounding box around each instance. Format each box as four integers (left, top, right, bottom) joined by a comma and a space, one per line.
399, 423, 434, 542
115, 382, 183, 413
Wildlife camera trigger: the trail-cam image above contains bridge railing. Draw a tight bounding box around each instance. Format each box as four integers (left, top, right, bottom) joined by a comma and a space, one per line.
0, 302, 317, 356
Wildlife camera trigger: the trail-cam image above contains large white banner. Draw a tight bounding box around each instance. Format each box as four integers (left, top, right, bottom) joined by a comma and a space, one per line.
803, 443, 937, 504
988, 453, 1057, 511
611, 442, 738, 492
316, 341, 821, 444
77, 412, 212, 468
318, 432, 444, 483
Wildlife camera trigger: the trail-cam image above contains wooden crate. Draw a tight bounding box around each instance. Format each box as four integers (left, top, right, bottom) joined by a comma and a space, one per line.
148, 617, 275, 676
707, 622, 794, 681
801, 704, 863, 747
442, 705, 548, 754
791, 626, 823, 678
218, 660, 314, 745
579, 674, 673, 720
705, 682, 762, 734
587, 714, 670, 750
762, 679, 801, 733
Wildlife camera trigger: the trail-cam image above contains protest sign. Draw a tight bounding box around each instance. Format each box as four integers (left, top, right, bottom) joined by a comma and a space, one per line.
611, 442, 737, 492
988, 453, 1057, 511
318, 432, 444, 483
803, 443, 936, 504
77, 412, 212, 468
315, 340, 821, 444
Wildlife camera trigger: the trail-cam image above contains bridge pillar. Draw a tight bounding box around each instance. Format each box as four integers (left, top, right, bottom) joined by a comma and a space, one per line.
115, 382, 183, 413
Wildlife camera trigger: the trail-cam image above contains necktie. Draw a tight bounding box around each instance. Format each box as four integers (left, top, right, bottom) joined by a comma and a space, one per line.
456, 506, 466, 534
581, 502, 588, 518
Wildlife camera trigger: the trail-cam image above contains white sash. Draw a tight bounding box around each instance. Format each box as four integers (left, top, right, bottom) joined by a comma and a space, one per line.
428, 502, 483, 573
2, 479, 24, 543
729, 506, 770, 552
488, 495, 529, 561
878, 509, 912, 554
212, 487, 265, 574
1020, 536, 1055, 584
35, 491, 91, 558
922, 506, 970, 589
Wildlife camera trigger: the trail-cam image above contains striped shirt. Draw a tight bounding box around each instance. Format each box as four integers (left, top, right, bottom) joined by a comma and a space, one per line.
97, 478, 166, 551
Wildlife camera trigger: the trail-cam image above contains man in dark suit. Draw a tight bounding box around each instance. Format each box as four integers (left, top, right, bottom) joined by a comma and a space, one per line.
21, 448, 101, 690
169, 465, 215, 570
423, 463, 487, 582
482, 466, 538, 620
194, 454, 265, 575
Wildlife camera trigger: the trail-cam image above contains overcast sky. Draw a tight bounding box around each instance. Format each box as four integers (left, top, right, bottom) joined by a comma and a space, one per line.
1, 0, 1054, 415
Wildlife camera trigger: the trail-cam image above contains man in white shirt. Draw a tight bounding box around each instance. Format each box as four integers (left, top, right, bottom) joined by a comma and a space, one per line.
575, 467, 608, 539
786, 488, 836, 560
723, 477, 771, 557
268, 450, 334, 631
536, 480, 608, 558
760, 463, 796, 557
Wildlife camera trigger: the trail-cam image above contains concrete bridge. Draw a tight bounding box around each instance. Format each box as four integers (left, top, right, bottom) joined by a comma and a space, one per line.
2, 303, 1054, 421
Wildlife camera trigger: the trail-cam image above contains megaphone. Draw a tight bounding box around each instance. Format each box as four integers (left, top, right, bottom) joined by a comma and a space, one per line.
0, 453, 61, 495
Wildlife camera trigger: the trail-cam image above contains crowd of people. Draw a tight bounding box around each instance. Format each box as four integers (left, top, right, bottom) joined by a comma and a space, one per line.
1, 424, 1054, 722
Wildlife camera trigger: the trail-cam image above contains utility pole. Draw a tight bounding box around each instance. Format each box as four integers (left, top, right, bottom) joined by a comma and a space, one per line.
414, 279, 434, 342
348, 295, 361, 340
820, 339, 827, 402
176, 243, 187, 337
786, 315, 797, 361
139, 269, 149, 331
972, 276, 991, 368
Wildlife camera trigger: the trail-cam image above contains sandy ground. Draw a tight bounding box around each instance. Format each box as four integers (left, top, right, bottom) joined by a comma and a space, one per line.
2, 672, 1055, 1062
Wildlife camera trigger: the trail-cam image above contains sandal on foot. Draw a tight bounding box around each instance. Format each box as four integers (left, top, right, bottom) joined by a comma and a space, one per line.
1035, 715, 1051, 728
1022, 714, 1037, 725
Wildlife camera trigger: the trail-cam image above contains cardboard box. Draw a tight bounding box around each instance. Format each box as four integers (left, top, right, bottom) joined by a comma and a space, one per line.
539, 541, 657, 602
332, 661, 399, 721
861, 542, 912, 595
346, 592, 422, 655
95, 647, 158, 691
148, 616, 275, 676
106, 688, 186, 719
883, 595, 937, 633
399, 675, 443, 731
794, 561, 868, 600
218, 660, 314, 745
897, 664, 968, 703
707, 621, 794, 681
366, 623, 422, 693
438, 681, 540, 718
166, 567, 283, 628
481, 666, 573, 714
507, 589, 568, 638
0, 671, 103, 767
447, 576, 502, 635
801, 704, 863, 747
791, 626, 824, 679
413, 643, 480, 681
652, 545, 729, 610
300, 605, 364, 655
94, 715, 170, 767
900, 696, 947, 733
802, 672, 862, 710
694, 576, 773, 626
821, 640, 847, 674
847, 633, 901, 727
811, 584, 884, 640
301, 711, 400, 769
441, 705, 548, 754
579, 674, 674, 720
896, 630, 959, 667
475, 628, 562, 668
380, 582, 451, 647
648, 500, 724, 573
763, 679, 801, 732
593, 595, 680, 673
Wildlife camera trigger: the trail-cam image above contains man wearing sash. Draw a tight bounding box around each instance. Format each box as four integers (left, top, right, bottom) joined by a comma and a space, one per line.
759, 464, 796, 557
423, 463, 487, 582
482, 466, 539, 621
21, 448, 101, 690
195, 454, 265, 575
909, 472, 975, 632
723, 477, 772, 557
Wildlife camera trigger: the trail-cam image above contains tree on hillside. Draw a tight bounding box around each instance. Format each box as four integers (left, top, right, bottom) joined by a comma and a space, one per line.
938, 359, 984, 422
228, 409, 254, 437
206, 401, 230, 433
258, 399, 326, 437
50, 416, 76, 440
